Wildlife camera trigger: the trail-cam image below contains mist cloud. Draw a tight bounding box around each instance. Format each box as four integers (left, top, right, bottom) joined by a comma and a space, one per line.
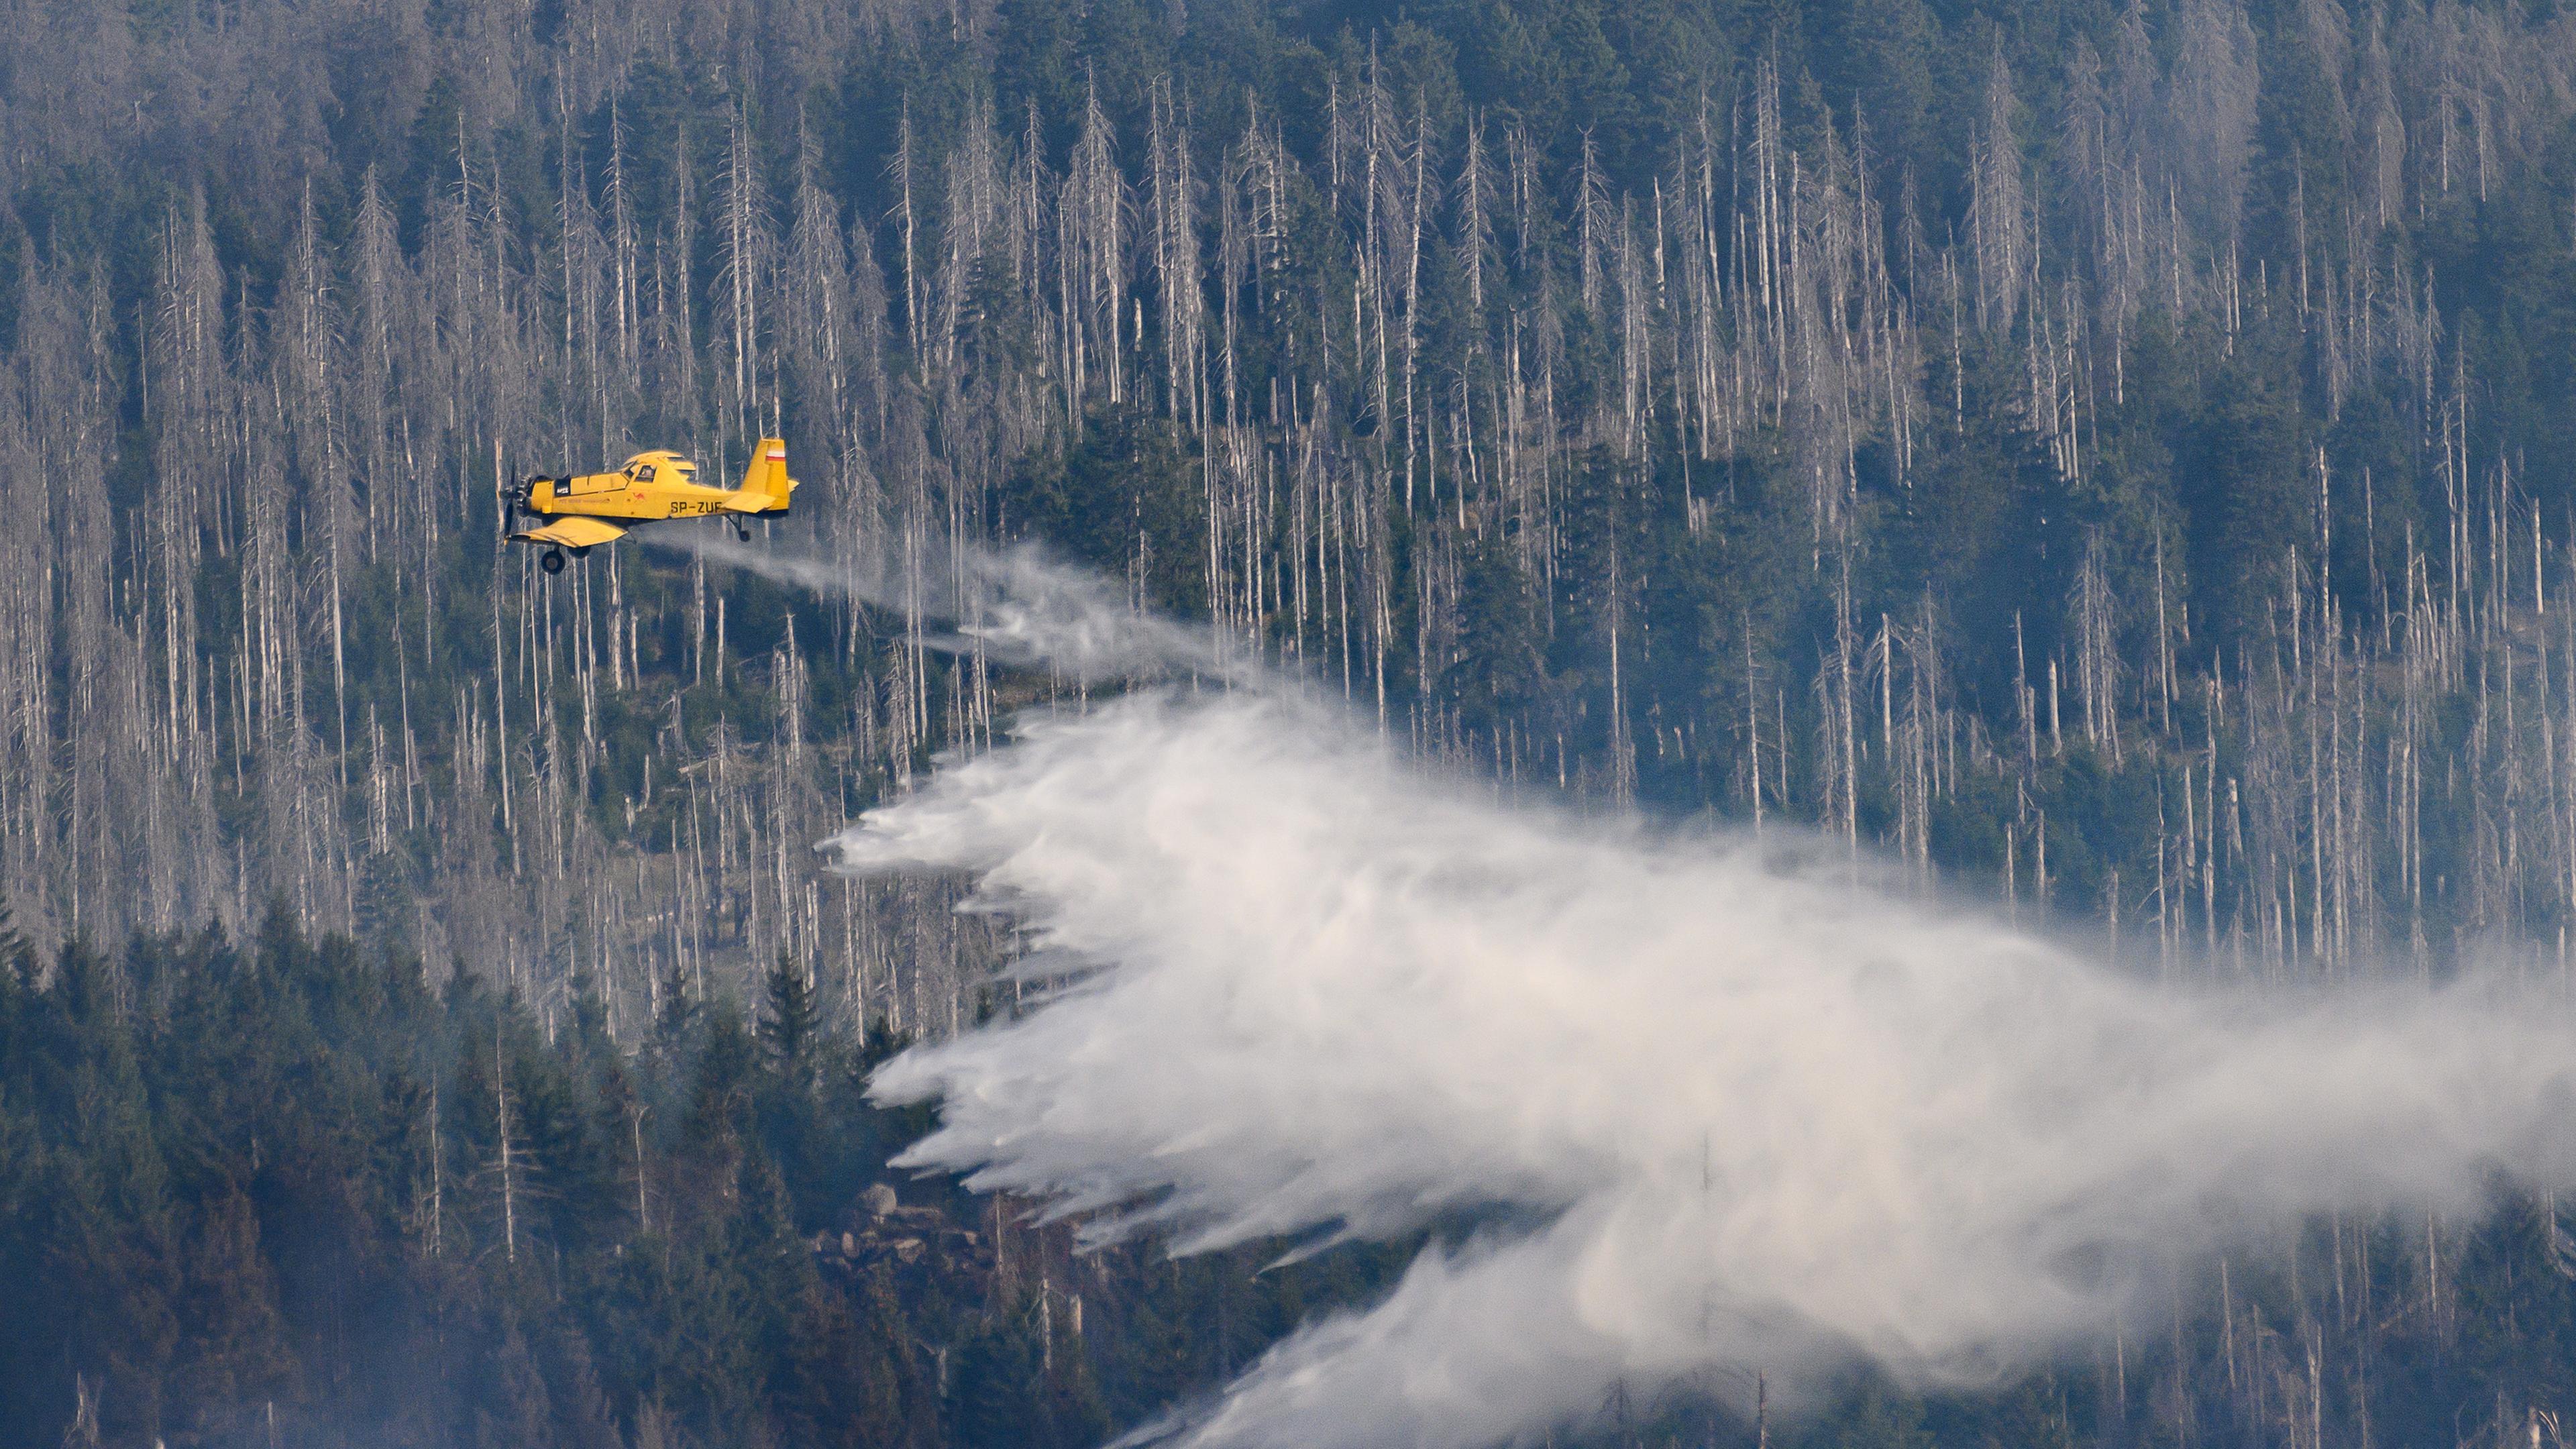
794, 550, 2576, 1449
655, 531, 1243, 684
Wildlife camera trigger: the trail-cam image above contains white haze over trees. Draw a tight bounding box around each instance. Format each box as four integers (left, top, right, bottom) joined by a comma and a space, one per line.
814, 556, 2576, 1449
655, 533, 1248, 686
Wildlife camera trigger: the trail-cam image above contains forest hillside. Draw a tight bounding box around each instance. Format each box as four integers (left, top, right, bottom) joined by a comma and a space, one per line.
14, 0, 2576, 1009
4, 0, 2576, 1445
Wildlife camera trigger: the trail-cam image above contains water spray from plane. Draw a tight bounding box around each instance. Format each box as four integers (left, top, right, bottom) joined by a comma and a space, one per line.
655, 531, 1243, 685
696, 540, 2576, 1449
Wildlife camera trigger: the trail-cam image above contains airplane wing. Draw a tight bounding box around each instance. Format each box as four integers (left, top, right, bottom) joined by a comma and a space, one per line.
509, 517, 630, 549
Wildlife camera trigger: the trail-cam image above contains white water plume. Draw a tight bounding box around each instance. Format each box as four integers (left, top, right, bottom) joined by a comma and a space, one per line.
653, 530, 1240, 684
786, 547, 2576, 1449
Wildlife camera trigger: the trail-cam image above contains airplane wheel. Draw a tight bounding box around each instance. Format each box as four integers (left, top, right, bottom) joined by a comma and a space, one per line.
541, 549, 566, 575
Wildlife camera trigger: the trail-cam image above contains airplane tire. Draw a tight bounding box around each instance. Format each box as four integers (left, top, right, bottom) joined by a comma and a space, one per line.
541, 549, 566, 575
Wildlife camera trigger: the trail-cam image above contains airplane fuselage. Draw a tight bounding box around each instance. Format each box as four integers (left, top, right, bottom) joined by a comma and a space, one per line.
520, 450, 790, 523
506, 441, 798, 570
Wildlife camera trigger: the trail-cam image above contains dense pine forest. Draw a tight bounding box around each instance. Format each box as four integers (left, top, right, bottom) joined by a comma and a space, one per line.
4, 0, 2576, 1444
5, 908, 2574, 1449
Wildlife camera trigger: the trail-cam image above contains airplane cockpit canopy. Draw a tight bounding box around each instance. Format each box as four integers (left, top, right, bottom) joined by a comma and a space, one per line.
620, 451, 697, 484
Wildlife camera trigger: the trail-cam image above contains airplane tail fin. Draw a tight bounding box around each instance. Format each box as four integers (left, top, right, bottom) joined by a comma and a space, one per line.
729, 438, 797, 515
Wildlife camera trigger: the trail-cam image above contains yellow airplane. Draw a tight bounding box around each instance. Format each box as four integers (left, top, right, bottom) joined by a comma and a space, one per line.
505, 438, 798, 572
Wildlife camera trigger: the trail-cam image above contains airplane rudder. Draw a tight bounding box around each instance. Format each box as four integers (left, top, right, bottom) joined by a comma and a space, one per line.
755, 437, 791, 509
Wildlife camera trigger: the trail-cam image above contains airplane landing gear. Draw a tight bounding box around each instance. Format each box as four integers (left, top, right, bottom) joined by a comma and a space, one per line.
732, 521, 751, 541
541, 548, 566, 575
